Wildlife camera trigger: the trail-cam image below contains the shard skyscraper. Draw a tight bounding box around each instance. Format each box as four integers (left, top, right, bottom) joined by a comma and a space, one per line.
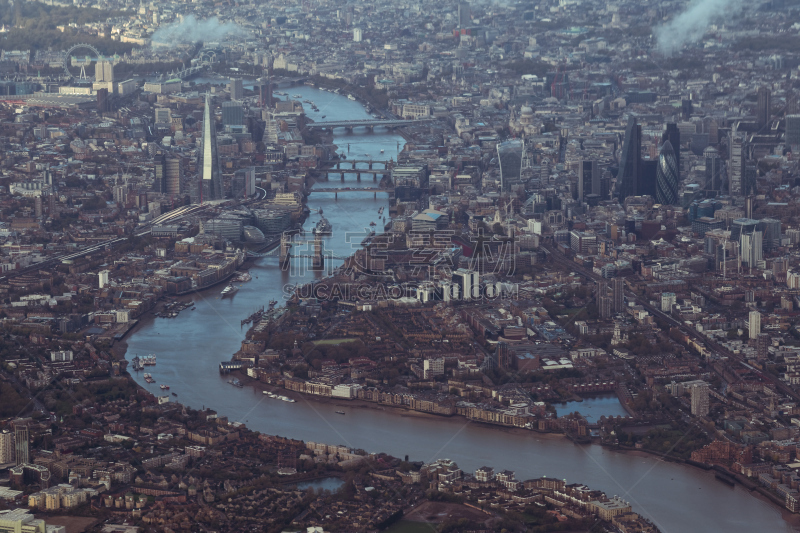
198, 95, 223, 203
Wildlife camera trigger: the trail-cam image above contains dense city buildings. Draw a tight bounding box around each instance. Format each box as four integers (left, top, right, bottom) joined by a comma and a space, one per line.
2, 0, 800, 530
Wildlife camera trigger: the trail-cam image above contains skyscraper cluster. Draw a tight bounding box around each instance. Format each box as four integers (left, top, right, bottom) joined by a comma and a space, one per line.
618, 118, 682, 206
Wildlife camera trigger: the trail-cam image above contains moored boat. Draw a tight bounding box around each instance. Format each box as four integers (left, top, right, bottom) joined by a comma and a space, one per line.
221, 284, 239, 298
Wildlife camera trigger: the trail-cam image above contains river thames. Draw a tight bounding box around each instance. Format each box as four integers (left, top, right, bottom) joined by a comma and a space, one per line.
124, 84, 796, 533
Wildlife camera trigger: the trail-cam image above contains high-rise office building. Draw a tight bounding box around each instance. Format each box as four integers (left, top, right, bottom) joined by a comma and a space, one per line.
154, 151, 168, 194
229, 78, 243, 101
662, 123, 680, 177
786, 115, 800, 150
749, 310, 761, 339
353, 28, 363, 42
661, 292, 677, 312
232, 167, 256, 198
166, 155, 183, 196
656, 140, 679, 205
578, 159, 597, 204
731, 218, 758, 243
758, 218, 781, 252
788, 93, 800, 116
496, 341, 511, 370
639, 159, 657, 198
263, 110, 279, 146
0, 429, 14, 464
756, 333, 770, 360
704, 147, 722, 192
94, 60, 114, 82
197, 95, 223, 203
154, 151, 182, 196
222, 101, 244, 127
690, 382, 709, 417
497, 140, 523, 192
612, 277, 624, 313
756, 86, 771, 130
617, 116, 642, 202
15, 425, 28, 465
452, 268, 479, 300
740, 230, 763, 268
597, 281, 612, 319
458, 2, 471, 28
254, 78, 270, 109
729, 131, 745, 196
96, 88, 109, 113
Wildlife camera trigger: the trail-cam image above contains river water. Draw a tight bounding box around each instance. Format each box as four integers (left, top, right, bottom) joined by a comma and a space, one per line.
124, 85, 795, 533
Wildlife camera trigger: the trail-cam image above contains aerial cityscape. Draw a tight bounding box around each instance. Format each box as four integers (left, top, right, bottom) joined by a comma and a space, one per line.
2, 0, 800, 531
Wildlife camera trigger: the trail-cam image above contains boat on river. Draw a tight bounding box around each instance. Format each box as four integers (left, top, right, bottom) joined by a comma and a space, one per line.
312, 217, 332, 235
221, 285, 239, 298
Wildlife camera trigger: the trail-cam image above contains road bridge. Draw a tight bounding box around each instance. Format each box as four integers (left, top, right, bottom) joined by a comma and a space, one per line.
306, 118, 432, 130
308, 187, 391, 199
320, 159, 393, 169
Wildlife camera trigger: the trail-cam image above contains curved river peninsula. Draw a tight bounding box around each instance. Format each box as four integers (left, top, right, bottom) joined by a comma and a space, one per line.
125, 84, 796, 533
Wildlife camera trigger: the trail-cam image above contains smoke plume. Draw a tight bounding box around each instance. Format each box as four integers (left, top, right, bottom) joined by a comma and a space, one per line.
654, 0, 746, 55
151, 15, 245, 46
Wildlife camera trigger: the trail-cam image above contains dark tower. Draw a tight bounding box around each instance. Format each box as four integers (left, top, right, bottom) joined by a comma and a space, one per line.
704, 147, 721, 192
153, 151, 167, 193
640, 160, 658, 199
578, 159, 597, 205
617, 116, 642, 202
757, 86, 771, 130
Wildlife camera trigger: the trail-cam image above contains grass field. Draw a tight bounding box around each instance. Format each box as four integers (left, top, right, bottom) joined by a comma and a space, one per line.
383, 520, 438, 533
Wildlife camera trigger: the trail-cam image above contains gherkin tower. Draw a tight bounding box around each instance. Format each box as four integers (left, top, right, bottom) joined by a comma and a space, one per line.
656, 140, 679, 205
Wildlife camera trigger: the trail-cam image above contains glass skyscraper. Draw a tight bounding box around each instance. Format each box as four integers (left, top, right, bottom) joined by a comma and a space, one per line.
729, 132, 745, 196
662, 123, 680, 178
617, 116, 641, 202
704, 147, 722, 192
198, 95, 223, 203
656, 140, 679, 205
497, 139, 523, 192
222, 101, 244, 127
